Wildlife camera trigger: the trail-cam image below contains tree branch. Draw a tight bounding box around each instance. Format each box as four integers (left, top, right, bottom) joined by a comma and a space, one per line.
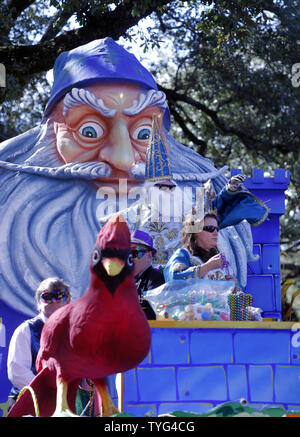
282, 263, 300, 275
40, 7, 75, 43
169, 102, 207, 155
7, 0, 36, 18
0, 0, 174, 76
159, 84, 292, 155
283, 239, 300, 253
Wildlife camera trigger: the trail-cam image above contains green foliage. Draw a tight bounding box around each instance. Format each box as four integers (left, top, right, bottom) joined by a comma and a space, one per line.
1, 0, 56, 44
144, 0, 300, 246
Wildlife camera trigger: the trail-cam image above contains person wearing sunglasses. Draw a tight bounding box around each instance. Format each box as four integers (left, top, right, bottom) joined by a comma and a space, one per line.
164, 212, 237, 286
131, 230, 165, 320
7, 277, 71, 412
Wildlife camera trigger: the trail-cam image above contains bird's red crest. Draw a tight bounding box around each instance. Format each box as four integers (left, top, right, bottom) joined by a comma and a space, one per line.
97, 213, 130, 250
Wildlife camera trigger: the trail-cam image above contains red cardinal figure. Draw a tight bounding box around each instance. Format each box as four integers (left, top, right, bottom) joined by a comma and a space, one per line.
8, 214, 151, 417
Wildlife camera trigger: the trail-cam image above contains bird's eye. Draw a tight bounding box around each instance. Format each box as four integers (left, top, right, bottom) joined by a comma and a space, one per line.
132, 125, 151, 141
92, 248, 101, 264
78, 122, 104, 140
127, 253, 134, 267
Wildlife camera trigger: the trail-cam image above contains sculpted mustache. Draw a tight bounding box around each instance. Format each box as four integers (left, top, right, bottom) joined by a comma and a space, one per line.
0, 160, 146, 180
0, 158, 227, 182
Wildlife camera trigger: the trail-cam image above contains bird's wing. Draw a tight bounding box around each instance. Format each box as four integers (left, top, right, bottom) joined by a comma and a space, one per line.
7, 367, 79, 417
7, 367, 56, 417
36, 306, 70, 369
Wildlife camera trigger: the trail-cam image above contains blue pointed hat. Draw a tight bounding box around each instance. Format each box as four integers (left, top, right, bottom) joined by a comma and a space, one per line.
145, 115, 172, 182
44, 37, 170, 129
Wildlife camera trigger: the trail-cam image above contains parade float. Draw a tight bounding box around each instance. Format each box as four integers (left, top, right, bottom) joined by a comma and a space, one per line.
0, 38, 298, 417
120, 168, 297, 417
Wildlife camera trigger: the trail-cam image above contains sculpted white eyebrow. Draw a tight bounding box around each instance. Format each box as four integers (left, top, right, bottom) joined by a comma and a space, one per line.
63, 87, 168, 118
63, 88, 117, 118
123, 89, 168, 116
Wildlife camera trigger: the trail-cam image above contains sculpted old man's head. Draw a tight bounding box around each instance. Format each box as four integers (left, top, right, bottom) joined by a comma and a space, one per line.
0, 38, 174, 315
45, 38, 170, 189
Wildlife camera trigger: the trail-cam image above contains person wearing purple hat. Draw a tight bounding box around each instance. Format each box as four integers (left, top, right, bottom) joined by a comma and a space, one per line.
131, 230, 165, 320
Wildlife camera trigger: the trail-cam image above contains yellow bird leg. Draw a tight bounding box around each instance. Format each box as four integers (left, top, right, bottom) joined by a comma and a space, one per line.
52, 378, 77, 417
94, 379, 119, 417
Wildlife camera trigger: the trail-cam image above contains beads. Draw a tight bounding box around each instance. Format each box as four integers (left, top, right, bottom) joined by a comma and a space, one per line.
220, 253, 230, 276
228, 290, 253, 321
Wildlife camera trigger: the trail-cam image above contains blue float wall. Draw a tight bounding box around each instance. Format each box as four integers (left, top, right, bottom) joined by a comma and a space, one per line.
0, 301, 29, 416
241, 168, 290, 319
0, 168, 291, 416
123, 324, 300, 415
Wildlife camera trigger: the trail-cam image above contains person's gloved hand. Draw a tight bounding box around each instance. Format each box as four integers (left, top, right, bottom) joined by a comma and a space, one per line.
226, 174, 246, 192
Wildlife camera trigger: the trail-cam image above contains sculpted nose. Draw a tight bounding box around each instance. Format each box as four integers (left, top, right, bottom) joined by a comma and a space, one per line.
99, 119, 135, 172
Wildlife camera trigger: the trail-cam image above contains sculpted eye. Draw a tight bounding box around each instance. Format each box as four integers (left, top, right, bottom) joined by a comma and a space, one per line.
132, 125, 151, 141
127, 253, 134, 267
78, 122, 104, 139
92, 248, 102, 265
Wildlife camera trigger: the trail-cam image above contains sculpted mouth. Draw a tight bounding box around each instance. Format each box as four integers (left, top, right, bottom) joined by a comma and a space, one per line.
93, 176, 144, 193
94, 176, 141, 185
92, 163, 146, 193
94, 161, 146, 183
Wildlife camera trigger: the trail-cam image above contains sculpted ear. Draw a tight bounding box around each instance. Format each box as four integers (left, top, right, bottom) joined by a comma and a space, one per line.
53, 121, 65, 135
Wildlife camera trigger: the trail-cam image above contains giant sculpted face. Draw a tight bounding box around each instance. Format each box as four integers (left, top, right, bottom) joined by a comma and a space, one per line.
51, 83, 165, 190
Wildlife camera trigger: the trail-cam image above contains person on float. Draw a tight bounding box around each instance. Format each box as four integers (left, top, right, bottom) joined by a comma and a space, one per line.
7, 278, 71, 412
131, 229, 165, 320
163, 174, 253, 287
163, 211, 237, 286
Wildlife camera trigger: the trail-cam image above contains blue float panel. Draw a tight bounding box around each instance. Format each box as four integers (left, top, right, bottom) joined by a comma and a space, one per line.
251, 215, 280, 244
262, 244, 281, 274
123, 323, 299, 416
246, 275, 275, 312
